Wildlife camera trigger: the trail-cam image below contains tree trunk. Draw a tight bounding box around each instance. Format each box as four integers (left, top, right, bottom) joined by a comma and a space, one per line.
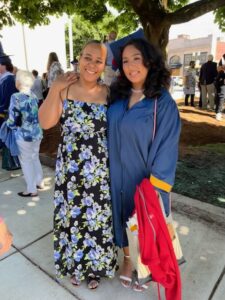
142, 20, 171, 59
130, 0, 171, 58
130, 0, 225, 60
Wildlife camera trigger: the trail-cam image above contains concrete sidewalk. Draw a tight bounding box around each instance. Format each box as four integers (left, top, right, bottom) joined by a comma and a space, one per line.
0, 165, 224, 300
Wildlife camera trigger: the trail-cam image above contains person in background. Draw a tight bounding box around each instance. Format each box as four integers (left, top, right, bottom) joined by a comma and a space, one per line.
0, 54, 20, 171
7, 70, 43, 197
183, 61, 196, 107
31, 70, 44, 107
0, 54, 18, 128
70, 58, 79, 73
104, 31, 117, 86
197, 81, 202, 108
46, 52, 64, 93
41, 72, 48, 99
108, 38, 181, 292
0, 217, 12, 256
199, 54, 217, 110
42, 72, 48, 89
12, 66, 18, 76
39, 40, 118, 289
103, 35, 108, 43
215, 56, 225, 121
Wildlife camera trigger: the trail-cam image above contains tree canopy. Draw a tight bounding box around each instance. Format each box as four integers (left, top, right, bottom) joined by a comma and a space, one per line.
1, 0, 225, 54
65, 13, 130, 65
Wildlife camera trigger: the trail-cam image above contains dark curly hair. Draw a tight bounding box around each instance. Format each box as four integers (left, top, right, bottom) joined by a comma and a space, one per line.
110, 38, 171, 103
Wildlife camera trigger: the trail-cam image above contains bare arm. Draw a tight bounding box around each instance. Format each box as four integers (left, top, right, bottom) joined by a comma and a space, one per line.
38, 72, 78, 129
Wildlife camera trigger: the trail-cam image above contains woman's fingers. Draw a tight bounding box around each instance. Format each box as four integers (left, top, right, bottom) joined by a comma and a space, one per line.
65, 71, 79, 82
51, 72, 79, 91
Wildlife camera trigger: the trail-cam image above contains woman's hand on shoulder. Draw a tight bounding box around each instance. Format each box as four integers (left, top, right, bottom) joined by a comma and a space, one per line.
51, 71, 79, 92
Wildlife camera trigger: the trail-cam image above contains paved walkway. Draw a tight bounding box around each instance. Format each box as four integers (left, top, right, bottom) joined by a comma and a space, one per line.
0, 165, 224, 300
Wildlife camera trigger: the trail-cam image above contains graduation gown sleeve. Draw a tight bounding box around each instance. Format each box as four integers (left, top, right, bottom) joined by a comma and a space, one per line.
147, 97, 181, 215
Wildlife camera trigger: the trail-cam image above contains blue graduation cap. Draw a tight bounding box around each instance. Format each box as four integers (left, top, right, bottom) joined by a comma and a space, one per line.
0, 55, 12, 64
109, 28, 146, 65
0, 41, 12, 64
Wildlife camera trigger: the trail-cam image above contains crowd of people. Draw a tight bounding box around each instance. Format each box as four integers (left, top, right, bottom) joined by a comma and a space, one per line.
183, 53, 225, 121
1, 29, 224, 298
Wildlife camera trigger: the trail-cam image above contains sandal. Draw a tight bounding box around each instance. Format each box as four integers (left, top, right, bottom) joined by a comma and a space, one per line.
71, 276, 81, 286
133, 281, 150, 292
119, 255, 133, 288
87, 274, 100, 289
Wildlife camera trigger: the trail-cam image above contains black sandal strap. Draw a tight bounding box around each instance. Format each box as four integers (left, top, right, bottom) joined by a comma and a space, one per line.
87, 274, 101, 289
87, 274, 100, 284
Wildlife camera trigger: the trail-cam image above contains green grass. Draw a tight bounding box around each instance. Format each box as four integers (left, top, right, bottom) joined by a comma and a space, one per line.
188, 143, 225, 155
174, 143, 225, 208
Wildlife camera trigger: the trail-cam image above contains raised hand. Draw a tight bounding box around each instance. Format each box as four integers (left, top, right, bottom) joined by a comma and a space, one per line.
51, 71, 79, 92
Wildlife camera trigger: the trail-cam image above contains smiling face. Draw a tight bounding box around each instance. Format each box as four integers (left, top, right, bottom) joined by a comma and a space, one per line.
79, 43, 107, 83
122, 44, 149, 89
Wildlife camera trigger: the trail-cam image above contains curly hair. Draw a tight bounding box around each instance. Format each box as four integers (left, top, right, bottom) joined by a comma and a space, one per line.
110, 38, 171, 103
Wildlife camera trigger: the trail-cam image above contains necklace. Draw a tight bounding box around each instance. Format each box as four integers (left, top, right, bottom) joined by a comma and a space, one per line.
131, 88, 144, 94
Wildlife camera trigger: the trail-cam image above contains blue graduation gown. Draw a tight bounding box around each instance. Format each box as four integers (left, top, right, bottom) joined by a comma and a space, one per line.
0, 74, 18, 150
0, 74, 18, 114
107, 90, 181, 247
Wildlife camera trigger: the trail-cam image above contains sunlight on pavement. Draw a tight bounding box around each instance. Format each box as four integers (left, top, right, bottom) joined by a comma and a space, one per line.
32, 197, 40, 202
27, 202, 36, 207
178, 226, 190, 235
200, 256, 207, 261
17, 209, 27, 215
170, 220, 190, 236
3, 190, 12, 195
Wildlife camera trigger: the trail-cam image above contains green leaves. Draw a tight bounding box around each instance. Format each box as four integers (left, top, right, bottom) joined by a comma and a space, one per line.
65, 12, 132, 62
214, 7, 225, 32
1, 0, 225, 54
72, 0, 107, 22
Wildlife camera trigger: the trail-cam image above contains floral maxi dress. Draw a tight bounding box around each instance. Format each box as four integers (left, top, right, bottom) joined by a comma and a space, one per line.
53, 99, 117, 281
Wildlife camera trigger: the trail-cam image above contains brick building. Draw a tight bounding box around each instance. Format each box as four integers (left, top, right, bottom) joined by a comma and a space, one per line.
168, 34, 225, 76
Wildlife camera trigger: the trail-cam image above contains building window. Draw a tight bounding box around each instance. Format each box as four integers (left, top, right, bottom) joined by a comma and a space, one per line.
183, 54, 193, 66
199, 52, 208, 64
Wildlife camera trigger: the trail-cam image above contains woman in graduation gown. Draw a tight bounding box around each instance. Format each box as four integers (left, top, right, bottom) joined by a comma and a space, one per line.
0, 54, 20, 170
107, 38, 181, 291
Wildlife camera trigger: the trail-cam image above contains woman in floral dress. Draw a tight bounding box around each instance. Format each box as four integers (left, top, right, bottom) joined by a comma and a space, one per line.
7, 70, 43, 196
39, 41, 117, 289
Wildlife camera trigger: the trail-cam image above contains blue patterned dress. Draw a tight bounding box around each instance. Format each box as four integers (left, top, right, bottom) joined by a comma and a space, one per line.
53, 99, 117, 281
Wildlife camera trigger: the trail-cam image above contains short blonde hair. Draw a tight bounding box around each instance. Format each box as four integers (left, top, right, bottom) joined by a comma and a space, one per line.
16, 70, 34, 92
